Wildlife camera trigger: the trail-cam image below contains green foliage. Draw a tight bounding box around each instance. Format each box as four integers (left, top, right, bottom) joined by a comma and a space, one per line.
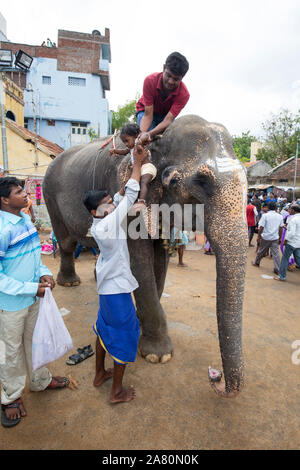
232, 131, 257, 163
87, 127, 98, 141
256, 108, 300, 167
111, 97, 139, 132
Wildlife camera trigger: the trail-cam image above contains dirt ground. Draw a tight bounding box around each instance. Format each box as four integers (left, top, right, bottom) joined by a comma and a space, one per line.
1, 238, 300, 450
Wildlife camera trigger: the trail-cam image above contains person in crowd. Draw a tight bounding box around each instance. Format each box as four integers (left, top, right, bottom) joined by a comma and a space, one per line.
136, 52, 190, 144
251, 194, 261, 214
265, 192, 277, 204
83, 143, 147, 404
0, 177, 69, 428
274, 204, 300, 281
247, 199, 258, 247
252, 201, 283, 274
74, 243, 98, 261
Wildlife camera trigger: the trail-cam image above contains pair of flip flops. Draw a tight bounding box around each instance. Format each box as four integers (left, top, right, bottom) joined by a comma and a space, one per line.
66, 345, 94, 365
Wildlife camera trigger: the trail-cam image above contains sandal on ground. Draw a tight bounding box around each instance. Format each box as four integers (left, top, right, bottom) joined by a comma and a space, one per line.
46, 376, 70, 389
1, 399, 23, 428
66, 345, 94, 365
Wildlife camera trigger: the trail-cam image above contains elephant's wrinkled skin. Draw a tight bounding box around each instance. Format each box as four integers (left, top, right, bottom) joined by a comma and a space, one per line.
43, 115, 248, 397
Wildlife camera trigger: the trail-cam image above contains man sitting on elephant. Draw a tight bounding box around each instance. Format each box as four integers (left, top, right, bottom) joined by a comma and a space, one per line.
83, 143, 148, 404
136, 52, 190, 144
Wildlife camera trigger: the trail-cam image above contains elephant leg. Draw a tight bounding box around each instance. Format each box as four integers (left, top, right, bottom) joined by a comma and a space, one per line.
153, 239, 170, 299
128, 238, 173, 363
205, 196, 248, 397
45, 197, 80, 286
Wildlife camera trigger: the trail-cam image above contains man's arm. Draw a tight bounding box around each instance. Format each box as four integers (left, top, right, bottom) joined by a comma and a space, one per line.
140, 105, 154, 134
140, 109, 175, 144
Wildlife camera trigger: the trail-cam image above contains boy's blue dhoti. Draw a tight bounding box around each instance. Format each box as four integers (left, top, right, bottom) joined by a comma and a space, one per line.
93, 293, 140, 364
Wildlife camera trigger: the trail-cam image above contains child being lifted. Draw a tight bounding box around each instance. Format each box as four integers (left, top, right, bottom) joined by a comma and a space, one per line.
109, 123, 157, 209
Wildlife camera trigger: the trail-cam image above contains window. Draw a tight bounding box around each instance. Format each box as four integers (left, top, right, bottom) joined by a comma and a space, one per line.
47, 120, 55, 126
24, 118, 28, 129
68, 77, 86, 87
42, 75, 51, 85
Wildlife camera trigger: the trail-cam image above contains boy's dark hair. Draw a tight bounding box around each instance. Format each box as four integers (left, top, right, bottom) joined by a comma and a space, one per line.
0, 177, 22, 209
120, 123, 140, 138
268, 201, 277, 211
83, 189, 108, 213
165, 52, 189, 77
291, 204, 300, 213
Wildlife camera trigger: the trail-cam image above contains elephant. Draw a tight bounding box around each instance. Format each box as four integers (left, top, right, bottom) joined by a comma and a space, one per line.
43, 115, 248, 398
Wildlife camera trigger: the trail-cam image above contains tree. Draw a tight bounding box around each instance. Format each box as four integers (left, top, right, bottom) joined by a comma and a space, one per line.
87, 126, 98, 141
256, 108, 300, 167
111, 97, 139, 132
232, 131, 257, 163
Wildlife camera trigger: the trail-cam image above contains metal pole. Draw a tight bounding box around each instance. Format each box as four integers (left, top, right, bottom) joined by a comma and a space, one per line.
293, 143, 298, 201
0, 72, 9, 175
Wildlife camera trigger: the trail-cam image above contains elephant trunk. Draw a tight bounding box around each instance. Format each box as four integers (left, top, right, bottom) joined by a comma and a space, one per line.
205, 184, 248, 396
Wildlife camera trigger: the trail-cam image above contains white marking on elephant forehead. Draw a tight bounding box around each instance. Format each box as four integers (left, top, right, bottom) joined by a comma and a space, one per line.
216, 157, 243, 172
205, 158, 216, 168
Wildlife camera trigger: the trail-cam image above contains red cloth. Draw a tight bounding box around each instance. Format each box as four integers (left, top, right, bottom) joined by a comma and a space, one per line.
136, 72, 190, 118
247, 204, 256, 227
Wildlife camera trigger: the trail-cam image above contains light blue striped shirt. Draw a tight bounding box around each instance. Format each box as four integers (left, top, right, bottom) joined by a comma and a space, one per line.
0, 210, 52, 312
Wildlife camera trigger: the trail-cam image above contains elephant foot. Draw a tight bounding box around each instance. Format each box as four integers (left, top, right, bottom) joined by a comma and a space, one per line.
56, 272, 81, 287
208, 367, 240, 398
139, 334, 173, 364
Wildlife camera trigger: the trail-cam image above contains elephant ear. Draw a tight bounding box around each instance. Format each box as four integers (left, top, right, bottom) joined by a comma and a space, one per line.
161, 166, 182, 188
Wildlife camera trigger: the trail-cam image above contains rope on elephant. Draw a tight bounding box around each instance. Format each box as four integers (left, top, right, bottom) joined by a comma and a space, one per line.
92, 129, 119, 190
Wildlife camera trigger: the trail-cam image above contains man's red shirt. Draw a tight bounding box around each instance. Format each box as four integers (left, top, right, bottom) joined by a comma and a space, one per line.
136, 72, 190, 118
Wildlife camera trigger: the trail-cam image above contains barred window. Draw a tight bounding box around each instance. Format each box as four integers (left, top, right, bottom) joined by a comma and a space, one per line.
68, 76, 86, 87
42, 76, 51, 85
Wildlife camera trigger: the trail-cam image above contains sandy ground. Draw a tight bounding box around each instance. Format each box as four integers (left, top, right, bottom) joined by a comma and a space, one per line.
1, 239, 300, 450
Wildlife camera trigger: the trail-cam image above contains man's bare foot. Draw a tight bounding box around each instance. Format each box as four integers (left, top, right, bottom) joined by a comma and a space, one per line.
251, 261, 259, 267
93, 368, 113, 387
4, 398, 26, 421
109, 386, 136, 404
274, 276, 286, 282
177, 263, 188, 268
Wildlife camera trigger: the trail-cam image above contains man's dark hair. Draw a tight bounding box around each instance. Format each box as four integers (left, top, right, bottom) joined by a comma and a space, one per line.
0, 177, 22, 209
268, 201, 277, 211
165, 52, 189, 77
120, 123, 140, 138
83, 189, 108, 213
291, 204, 300, 213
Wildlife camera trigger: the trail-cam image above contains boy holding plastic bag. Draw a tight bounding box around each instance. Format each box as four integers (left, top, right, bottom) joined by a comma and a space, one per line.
0, 177, 70, 428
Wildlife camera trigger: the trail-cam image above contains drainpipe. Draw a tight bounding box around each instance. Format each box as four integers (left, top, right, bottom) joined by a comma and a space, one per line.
0, 73, 9, 175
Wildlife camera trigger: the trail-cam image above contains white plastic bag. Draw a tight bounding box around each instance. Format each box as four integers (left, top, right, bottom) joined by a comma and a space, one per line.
32, 288, 73, 371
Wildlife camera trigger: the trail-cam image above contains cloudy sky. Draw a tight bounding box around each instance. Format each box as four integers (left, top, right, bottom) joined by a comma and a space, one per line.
1, 0, 300, 137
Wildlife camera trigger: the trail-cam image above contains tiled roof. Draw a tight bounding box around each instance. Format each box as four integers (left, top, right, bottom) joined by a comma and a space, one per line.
268, 157, 300, 180
4, 118, 64, 158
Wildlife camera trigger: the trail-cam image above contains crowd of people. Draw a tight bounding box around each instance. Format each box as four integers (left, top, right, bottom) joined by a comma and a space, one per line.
247, 191, 300, 280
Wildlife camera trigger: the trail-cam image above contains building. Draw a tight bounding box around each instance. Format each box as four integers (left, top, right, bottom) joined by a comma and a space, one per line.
1, 73, 24, 125
265, 157, 300, 200
0, 116, 63, 178
244, 160, 272, 187
0, 28, 111, 150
